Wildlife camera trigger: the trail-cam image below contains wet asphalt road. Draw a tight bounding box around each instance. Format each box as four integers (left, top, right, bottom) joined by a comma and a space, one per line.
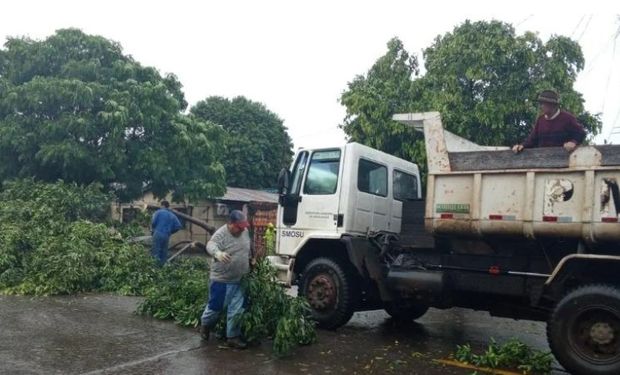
0, 294, 567, 375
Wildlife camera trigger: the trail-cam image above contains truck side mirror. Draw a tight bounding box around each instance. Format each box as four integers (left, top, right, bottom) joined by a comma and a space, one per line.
277, 168, 290, 195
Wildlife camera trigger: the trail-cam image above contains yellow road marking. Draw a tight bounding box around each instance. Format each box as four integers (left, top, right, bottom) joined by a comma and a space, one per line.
434, 359, 524, 375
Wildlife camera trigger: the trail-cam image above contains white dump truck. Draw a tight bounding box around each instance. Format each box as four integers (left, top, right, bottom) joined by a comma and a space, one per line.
271, 112, 620, 375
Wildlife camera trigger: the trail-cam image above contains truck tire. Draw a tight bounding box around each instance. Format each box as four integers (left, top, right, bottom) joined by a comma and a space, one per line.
299, 257, 359, 330
384, 300, 429, 321
547, 284, 620, 375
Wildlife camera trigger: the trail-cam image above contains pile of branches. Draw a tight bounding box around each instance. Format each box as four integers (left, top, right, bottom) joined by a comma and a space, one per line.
0, 179, 316, 356
0, 179, 156, 295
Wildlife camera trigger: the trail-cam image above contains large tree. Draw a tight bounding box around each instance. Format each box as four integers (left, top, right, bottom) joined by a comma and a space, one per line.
340, 38, 426, 166
418, 20, 601, 145
0, 29, 225, 201
190, 96, 293, 189
340, 21, 602, 169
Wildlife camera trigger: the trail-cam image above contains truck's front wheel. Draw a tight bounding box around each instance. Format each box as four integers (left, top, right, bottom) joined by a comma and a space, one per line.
300, 257, 359, 329
547, 284, 620, 375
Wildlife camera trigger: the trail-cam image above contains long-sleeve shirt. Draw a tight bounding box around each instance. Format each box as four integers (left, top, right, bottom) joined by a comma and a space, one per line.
206, 225, 251, 283
522, 110, 586, 148
151, 208, 182, 237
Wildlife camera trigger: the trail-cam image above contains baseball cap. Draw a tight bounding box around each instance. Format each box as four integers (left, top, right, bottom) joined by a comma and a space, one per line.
229, 210, 250, 229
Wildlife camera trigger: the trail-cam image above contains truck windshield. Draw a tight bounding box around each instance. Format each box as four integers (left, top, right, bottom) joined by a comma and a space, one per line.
303, 150, 341, 195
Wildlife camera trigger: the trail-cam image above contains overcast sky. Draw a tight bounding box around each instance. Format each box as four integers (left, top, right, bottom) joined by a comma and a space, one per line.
1, 1, 619, 149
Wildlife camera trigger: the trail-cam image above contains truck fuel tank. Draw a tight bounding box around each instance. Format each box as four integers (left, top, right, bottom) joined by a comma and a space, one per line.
386, 268, 445, 295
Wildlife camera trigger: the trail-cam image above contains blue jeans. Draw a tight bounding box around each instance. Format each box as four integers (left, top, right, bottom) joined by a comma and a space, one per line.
151, 232, 169, 266
201, 281, 245, 339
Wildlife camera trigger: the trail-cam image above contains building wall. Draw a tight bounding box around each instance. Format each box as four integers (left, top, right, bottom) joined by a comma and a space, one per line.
112, 194, 277, 256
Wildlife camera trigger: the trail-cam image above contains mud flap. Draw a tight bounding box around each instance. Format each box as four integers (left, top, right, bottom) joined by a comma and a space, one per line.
340, 236, 394, 302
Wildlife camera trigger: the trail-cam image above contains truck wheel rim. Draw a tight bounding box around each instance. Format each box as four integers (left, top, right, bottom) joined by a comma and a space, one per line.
307, 274, 336, 311
569, 307, 620, 364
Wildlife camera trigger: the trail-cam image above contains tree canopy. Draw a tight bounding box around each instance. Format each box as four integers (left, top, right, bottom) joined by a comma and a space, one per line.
191, 96, 293, 190
340, 38, 426, 167
0, 29, 225, 201
340, 20, 602, 169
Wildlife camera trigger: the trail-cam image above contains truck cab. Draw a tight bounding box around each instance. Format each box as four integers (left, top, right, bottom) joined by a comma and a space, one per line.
271, 143, 421, 327
276, 143, 420, 257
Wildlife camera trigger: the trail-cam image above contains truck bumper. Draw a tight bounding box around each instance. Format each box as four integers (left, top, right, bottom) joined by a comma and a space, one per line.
266, 255, 294, 286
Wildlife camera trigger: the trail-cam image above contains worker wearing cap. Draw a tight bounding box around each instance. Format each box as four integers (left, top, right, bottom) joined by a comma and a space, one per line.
200, 210, 252, 349
513, 90, 586, 153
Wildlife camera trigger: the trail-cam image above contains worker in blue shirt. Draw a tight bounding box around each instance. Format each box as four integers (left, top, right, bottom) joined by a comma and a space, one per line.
151, 200, 182, 265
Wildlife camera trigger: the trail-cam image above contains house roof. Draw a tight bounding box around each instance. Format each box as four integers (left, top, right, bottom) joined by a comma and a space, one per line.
219, 187, 278, 203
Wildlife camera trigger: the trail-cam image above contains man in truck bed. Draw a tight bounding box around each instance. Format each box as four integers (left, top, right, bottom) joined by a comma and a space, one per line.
512, 89, 586, 153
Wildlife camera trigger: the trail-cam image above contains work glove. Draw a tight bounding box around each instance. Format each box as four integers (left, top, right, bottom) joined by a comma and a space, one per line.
214, 250, 232, 264
191, 241, 206, 251
563, 141, 577, 152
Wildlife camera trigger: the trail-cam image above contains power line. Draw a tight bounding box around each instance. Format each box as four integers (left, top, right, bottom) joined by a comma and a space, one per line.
583, 32, 617, 76
571, 15, 585, 38
515, 14, 534, 28
601, 17, 620, 113
606, 107, 620, 144
603, 16, 620, 144
600, 32, 617, 114
576, 15, 593, 42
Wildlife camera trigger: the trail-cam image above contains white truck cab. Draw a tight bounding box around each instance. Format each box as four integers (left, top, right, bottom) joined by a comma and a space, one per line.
273, 142, 420, 275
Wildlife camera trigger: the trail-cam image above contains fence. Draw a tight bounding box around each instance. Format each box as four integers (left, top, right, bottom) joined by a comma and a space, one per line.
248, 201, 278, 258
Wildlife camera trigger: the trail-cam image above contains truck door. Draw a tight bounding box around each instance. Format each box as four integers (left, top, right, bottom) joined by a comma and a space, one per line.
355, 158, 390, 232
277, 149, 342, 255
391, 169, 420, 233
281, 151, 309, 226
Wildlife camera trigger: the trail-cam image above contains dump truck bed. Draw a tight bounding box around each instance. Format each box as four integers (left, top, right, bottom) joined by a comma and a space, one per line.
394, 112, 620, 245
